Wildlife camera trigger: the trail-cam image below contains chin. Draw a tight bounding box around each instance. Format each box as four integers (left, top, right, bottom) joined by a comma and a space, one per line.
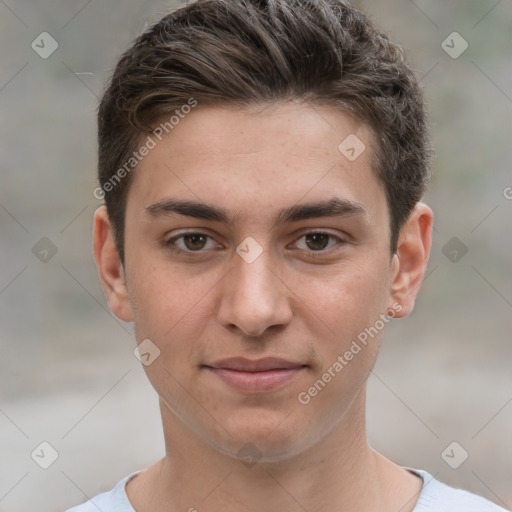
207, 409, 315, 464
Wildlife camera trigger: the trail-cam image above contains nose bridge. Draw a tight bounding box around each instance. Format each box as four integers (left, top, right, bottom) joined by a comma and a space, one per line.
217, 241, 292, 336
234, 246, 275, 301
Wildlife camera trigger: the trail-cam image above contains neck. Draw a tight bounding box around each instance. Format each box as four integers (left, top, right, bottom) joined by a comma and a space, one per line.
127, 386, 422, 512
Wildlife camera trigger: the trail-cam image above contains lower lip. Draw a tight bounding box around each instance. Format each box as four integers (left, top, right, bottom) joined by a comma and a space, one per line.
205, 367, 306, 393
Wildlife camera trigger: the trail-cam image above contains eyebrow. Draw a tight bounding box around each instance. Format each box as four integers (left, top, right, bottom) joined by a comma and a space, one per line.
145, 197, 367, 228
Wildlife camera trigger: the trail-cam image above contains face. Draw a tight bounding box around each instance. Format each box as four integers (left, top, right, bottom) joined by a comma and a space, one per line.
94, 102, 432, 462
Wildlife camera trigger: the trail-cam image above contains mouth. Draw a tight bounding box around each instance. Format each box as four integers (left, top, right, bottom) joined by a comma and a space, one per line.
202, 357, 308, 393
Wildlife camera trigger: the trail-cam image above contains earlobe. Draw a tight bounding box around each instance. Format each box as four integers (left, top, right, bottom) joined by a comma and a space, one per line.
92, 206, 133, 322
388, 202, 433, 318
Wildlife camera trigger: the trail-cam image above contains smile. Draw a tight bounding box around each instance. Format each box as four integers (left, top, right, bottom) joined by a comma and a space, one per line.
202, 357, 308, 393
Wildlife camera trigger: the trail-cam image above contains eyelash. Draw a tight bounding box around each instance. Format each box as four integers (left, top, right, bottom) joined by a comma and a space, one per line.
164, 231, 346, 257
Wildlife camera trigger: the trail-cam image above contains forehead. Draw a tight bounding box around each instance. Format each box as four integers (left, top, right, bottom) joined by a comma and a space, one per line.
126, 102, 388, 228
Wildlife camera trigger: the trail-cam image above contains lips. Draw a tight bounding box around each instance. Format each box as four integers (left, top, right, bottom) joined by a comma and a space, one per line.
206, 357, 305, 372
203, 357, 307, 393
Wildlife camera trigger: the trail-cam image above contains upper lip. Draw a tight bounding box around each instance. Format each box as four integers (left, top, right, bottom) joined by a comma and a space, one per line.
205, 357, 306, 372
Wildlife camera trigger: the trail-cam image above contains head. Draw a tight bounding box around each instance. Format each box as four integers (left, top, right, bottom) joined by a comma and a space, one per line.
96, 0, 432, 264
93, 0, 433, 464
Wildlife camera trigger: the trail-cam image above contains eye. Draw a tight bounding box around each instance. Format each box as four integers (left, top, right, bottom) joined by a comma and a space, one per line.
293, 231, 345, 253
165, 232, 219, 253
164, 230, 346, 257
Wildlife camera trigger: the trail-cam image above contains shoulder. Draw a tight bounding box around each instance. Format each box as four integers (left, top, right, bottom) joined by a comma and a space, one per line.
62, 471, 140, 512
409, 468, 510, 512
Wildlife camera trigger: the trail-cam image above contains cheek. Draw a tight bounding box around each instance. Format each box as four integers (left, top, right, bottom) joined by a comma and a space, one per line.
129, 255, 202, 330
299, 263, 391, 339
296, 291, 384, 422
294, 261, 391, 400
128, 259, 219, 376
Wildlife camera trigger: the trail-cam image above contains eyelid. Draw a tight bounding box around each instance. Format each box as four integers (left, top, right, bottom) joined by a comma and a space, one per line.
164, 229, 348, 255
290, 230, 347, 254
165, 230, 222, 252
292, 228, 347, 241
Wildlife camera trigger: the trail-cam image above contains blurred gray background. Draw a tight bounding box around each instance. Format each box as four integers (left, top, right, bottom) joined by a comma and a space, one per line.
0, 0, 511, 510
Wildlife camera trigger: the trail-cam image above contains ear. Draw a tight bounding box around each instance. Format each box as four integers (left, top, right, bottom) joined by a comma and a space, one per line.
93, 205, 133, 322
387, 202, 433, 318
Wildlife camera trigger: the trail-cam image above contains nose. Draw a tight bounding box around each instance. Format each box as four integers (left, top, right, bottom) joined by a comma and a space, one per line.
216, 246, 293, 337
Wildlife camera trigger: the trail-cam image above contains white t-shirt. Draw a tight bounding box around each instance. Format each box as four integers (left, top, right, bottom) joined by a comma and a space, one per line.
64, 467, 510, 511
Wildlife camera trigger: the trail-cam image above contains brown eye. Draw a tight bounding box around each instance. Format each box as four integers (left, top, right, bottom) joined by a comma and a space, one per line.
292, 231, 346, 256
182, 233, 208, 251
165, 232, 219, 254
304, 233, 331, 251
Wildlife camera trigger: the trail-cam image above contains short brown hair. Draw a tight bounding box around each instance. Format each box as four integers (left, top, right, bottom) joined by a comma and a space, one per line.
97, 0, 432, 264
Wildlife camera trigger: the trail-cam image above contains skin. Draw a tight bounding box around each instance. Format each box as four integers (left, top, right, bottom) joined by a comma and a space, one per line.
94, 102, 433, 512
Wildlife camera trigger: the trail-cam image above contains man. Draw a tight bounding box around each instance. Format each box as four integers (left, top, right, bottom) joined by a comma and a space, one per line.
66, 0, 509, 510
